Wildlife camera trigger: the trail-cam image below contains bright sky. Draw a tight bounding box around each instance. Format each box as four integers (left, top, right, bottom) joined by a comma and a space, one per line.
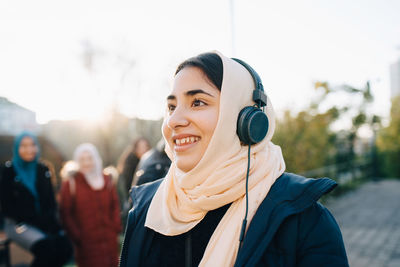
0, 0, 399, 124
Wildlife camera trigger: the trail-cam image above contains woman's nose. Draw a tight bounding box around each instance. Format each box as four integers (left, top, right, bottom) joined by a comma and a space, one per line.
167, 106, 190, 129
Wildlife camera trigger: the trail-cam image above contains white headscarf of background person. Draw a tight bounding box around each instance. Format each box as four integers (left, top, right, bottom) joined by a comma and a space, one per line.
73, 143, 105, 190
145, 51, 286, 266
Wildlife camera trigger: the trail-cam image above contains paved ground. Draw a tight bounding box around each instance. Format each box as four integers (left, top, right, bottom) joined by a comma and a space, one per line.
325, 179, 400, 267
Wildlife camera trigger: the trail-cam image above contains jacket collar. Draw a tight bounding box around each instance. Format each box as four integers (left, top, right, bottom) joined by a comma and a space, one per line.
235, 172, 337, 266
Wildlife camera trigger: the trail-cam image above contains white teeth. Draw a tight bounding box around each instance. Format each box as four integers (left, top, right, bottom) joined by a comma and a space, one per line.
175, 136, 200, 145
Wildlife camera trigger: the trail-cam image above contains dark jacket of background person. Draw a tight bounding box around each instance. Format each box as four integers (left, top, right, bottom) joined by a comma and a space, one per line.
117, 138, 151, 229
60, 172, 122, 267
117, 138, 151, 199
0, 161, 60, 234
120, 173, 349, 267
0, 161, 72, 267
117, 151, 140, 229
119, 152, 140, 194
133, 139, 171, 186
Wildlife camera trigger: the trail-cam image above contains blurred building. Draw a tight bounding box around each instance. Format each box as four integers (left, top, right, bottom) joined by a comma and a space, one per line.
390, 58, 400, 98
0, 97, 39, 135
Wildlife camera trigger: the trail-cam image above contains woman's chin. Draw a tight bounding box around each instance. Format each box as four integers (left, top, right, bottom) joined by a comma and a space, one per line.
176, 160, 198, 173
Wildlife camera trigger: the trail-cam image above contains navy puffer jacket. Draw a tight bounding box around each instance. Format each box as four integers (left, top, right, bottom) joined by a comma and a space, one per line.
120, 173, 349, 267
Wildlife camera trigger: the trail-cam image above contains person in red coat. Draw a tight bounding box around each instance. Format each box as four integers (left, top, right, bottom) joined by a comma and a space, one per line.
60, 143, 122, 267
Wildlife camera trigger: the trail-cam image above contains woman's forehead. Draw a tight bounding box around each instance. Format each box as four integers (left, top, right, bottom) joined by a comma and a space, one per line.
170, 67, 219, 96
20, 136, 35, 144
79, 150, 93, 158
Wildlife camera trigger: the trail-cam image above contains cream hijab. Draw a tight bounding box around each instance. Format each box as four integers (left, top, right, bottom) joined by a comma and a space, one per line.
145, 51, 286, 266
73, 143, 105, 190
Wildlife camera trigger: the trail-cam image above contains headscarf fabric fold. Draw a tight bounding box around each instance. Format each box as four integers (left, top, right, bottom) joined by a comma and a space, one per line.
145, 51, 286, 266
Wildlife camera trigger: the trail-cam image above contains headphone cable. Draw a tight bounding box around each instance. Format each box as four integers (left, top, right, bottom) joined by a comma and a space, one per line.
239, 144, 251, 245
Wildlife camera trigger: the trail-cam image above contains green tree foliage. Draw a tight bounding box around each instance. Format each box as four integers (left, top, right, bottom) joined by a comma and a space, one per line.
273, 80, 379, 176
377, 96, 400, 177
273, 108, 337, 174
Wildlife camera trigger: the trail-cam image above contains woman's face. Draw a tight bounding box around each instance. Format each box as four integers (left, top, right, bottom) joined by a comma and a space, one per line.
163, 66, 220, 172
19, 136, 38, 162
78, 151, 95, 174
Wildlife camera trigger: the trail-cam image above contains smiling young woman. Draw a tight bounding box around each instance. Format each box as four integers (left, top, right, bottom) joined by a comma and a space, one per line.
120, 52, 349, 267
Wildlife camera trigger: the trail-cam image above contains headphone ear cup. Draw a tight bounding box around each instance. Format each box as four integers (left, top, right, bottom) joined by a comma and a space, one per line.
237, 106, 254, 144
237, 106, 269, 145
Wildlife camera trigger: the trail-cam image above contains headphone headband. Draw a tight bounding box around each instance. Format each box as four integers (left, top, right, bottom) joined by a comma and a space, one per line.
231, 58, 267, 107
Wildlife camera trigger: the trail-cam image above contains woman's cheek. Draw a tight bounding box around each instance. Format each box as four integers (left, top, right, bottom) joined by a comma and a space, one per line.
162, 119, 172, 145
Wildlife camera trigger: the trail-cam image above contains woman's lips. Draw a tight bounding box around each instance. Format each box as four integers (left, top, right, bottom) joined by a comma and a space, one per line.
173, 135, 200, 152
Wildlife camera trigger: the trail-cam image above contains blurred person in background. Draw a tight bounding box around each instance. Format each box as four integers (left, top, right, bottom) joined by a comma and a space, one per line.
119, 139, 171, 229
60, 143, 121, 267
117, 137, 151, 226
120, 52, 348, 266
0, 131, 72, 267
132, 138, 171, 186
117, 137, 151, 198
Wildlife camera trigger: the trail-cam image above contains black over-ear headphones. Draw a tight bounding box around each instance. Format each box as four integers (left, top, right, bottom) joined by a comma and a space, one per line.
232, 58, 269, 145
231, 58, 270, 252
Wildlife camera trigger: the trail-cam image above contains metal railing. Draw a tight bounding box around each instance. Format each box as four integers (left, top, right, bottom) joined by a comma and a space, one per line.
301, 156, 375, 185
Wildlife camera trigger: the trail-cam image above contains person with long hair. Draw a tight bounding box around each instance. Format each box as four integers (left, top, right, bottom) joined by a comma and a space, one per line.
60, 143, 121, 267
117, 137, 151, 227
117, 137, 151, 196
120, 52, 349, 266
0, 131, 72, 267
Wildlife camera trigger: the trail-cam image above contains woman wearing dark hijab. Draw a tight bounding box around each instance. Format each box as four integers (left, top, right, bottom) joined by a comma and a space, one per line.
120, 52, 349, 266
0, 131, 72, 267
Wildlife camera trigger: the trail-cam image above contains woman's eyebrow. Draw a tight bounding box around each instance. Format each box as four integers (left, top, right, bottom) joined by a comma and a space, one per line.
166, 89, 214, 100
185, 89, 214, 97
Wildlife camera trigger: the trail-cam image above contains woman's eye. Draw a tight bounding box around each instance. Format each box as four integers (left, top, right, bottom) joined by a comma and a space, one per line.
192, 99, 206, 107
167, 104, 176, 113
